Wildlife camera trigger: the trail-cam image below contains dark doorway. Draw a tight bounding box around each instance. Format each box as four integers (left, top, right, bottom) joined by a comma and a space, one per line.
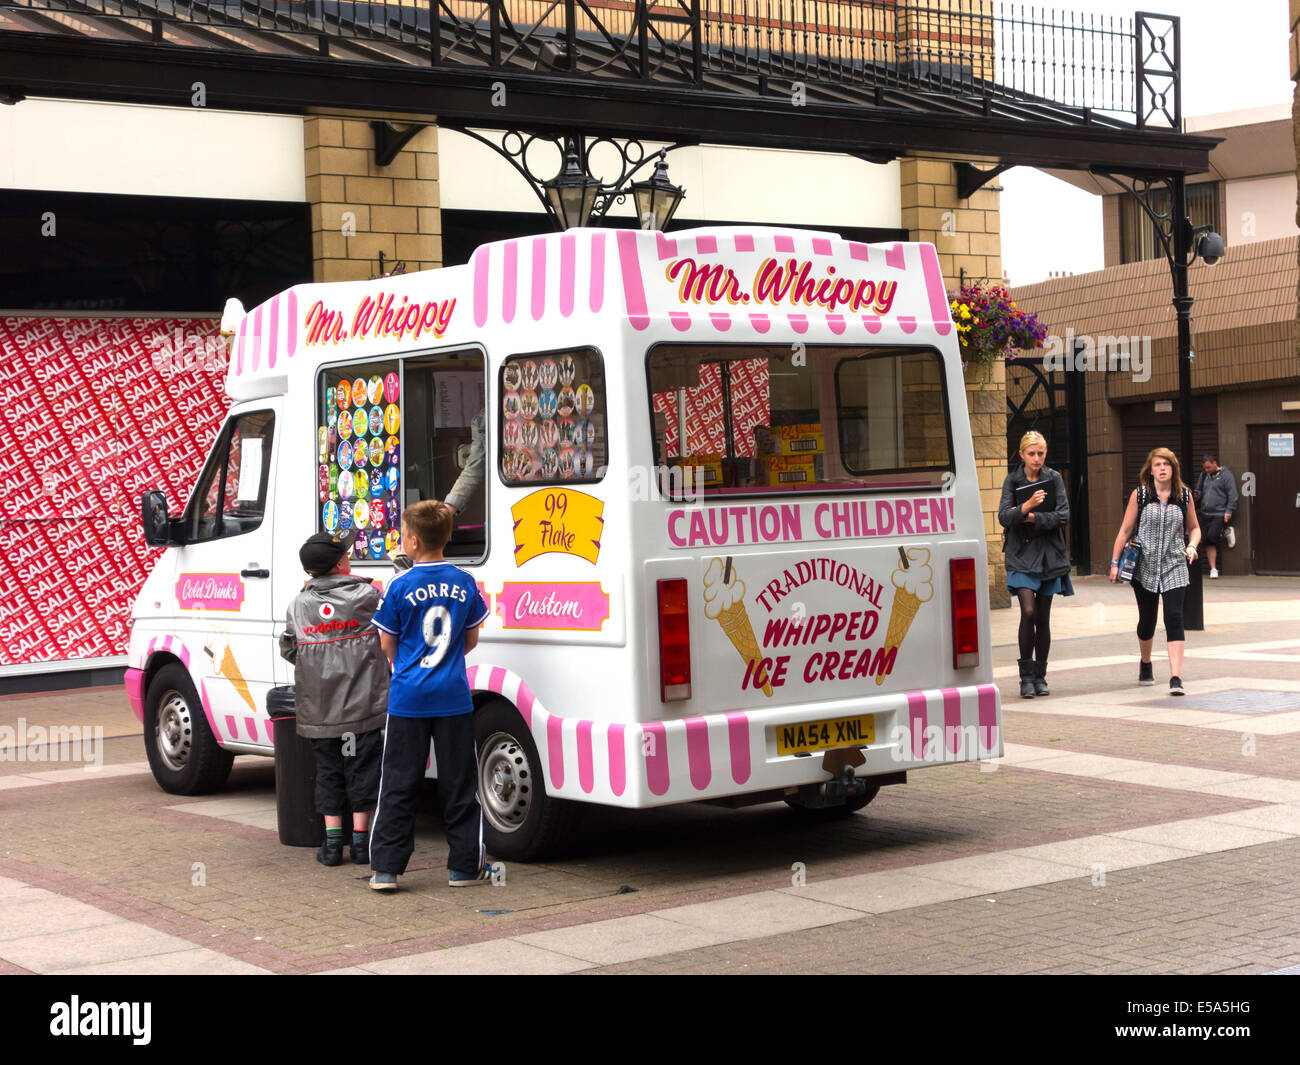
1247, 424, 1300, 575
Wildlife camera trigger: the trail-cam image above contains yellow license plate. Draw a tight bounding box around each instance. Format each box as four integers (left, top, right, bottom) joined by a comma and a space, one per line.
777, 715, 876, 755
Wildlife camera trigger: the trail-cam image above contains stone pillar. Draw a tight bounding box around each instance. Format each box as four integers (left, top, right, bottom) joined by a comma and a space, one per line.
1292, 0, 1300, 365
901, 157, 1010, 607
304, 117, 441, 283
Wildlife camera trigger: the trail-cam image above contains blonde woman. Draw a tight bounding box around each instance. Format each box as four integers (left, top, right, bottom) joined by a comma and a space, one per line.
1109, 447, 1201, 695
998, 431, 1072, 698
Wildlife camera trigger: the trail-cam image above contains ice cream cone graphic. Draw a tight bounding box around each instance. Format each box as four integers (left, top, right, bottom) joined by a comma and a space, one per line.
205, 630, 256, 712
704, 557, 771, 697
877, 546, 934, 686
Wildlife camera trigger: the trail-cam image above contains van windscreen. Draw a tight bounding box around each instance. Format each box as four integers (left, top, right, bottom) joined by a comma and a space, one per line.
647, 344, 953, 499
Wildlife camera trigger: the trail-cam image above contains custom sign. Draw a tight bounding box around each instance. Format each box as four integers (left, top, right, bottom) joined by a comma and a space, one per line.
176, 574, 246, 611
495, 582, 609, 631
510, 488, 604, 565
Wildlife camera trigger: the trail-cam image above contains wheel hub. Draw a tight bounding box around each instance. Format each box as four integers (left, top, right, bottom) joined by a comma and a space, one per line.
479, 733, 530, 833
156, 692, 193, 772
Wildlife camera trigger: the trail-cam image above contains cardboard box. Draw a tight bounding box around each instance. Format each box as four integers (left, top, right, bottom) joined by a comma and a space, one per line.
754, 423, 825, 456
755, 454, 823, 485
669, 455, 723, 489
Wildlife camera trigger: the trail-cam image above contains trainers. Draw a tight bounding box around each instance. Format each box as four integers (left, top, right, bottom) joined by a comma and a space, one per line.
350, 833, 369, 866
1225, 525, 1236, 549
316, 840, 343, 867
1209, 568, 1219, 579
449, 864, 493, 887
1169, 676, 1185, 696
369, 872, 398, 891
1139, 660, 1154, 686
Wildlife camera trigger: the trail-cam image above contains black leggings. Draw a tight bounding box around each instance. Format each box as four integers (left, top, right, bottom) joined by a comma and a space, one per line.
1014, 588, 1054, 661
1132, 582, 1186, 642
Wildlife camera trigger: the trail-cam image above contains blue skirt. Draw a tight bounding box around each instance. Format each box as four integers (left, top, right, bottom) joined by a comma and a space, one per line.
1007, 570, 1075, 597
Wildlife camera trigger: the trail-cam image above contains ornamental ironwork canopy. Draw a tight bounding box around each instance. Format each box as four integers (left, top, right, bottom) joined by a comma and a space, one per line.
0, 1, 1215, 176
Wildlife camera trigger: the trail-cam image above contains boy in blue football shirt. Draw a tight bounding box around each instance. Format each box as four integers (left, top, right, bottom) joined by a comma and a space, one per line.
368, 500, 491, 890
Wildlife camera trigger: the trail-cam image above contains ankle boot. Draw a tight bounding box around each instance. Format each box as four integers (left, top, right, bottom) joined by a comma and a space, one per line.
1018, 658, 1036, 698
316, 839, 343, 867
1032, 660, 1049, 697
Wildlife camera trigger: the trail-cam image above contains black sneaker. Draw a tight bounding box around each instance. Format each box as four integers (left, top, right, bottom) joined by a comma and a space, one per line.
1169, 676, 1185, 696
1139, 661, 1155, 686
350, 834, 370, 866
316, 839, 343, 867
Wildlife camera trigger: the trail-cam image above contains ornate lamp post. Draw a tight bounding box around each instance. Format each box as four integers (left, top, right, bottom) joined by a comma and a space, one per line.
629, 150, 686, 232
542, 138, 602, 231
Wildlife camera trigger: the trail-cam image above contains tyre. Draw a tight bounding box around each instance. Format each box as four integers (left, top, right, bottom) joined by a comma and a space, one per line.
144, 662, 234, 795
784, 784, 880, 820
473, 698, 576, 861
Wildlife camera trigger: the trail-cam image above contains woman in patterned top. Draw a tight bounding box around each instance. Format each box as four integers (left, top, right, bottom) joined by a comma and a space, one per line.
1109, 447, 1202, 695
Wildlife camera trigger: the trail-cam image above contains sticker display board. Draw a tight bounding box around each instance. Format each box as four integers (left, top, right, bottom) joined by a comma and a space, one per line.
318, 366, 404, 561
0, 316, 228, 667
500, 350, 607, 483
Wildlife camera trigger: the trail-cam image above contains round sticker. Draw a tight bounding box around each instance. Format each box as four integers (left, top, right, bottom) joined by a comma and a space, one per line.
576, 384, 595, 416
541, 448, 559, 479
369, 436, 385, 468
370, 501, 385, 529
558, 353, 576, 387
385, 466, 399, 494
322, 500, 339, 532
558, 444, 575, 479
577, 417, 596, 446
520, 390, 539, 420
352, 536, 366, 559
577, 447, 594, 477
557, 417, 576, 446
318, 464, 329, 502
356, 470, 370, 499
318, 426, 328, 464
338, 470, 356, 500
540, 420, 559, 449
337, 440, 353, 470
516, 450, 535, 479
539, 389, 558, 420
502, 393, 521, 420
556, 387, 576, 417
369, 532, 385, 560
521, 360, 539, 391
502, 363, 521, 393
338, 410, 353, 440
384, 403, 400, 435
353, 500, 369, 530
503, 420, 522, 449
336, 382, 351, 410
521, 420, 539, 451
539, 359, 559, 389
326, 388, 336, 415
501, 450, 518, 481
351, 378, 367, 408
371, 469, 385, 496
352, 408, 368, 439
385, 529, 401, 555
369, 406, 384, 437
385, 497, 401, 528
339, 501, 353, 531
384, 372, 400, 404
367, 375, 384, 406
327, 407, 337, 430
386, 437, 400, 467
329, 426, 338, 453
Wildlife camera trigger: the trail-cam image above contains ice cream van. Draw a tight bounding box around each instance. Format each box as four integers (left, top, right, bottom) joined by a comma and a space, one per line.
127, 225, 1001, 860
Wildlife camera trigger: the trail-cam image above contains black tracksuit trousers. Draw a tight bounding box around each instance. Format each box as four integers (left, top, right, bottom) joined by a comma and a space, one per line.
370, 713, 483, 877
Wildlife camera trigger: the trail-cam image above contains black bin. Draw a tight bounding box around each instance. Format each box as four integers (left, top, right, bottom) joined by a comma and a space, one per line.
267, 685, 325, 848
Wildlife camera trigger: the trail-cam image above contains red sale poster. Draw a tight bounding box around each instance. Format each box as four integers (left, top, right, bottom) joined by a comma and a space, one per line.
652, 357, 771, 457
0, 317, 227, 668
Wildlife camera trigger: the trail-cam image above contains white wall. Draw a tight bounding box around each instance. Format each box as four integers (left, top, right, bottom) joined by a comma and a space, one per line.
1224, 174, 1300, 246
438, 129, 902, 230
0, 98, 306, 201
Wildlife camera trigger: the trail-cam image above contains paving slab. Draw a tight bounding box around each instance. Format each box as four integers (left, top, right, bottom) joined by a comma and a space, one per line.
2, 921, 201, 973
1199, 778, 1300, 804
513, 913, 737, 965
1007, 834, 1199, 874
1206, 804, 1300, 835
1111, 819, 1290, 853
909, 852, 1082, 892
357, 938, 594, 975
789, 869, 983, 913
0, 894, 122, 941
57, 948, 271, 975
655, 890, 861, 939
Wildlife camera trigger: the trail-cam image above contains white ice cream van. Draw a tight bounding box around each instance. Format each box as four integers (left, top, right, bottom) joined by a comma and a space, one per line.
127, 225, 1001, 859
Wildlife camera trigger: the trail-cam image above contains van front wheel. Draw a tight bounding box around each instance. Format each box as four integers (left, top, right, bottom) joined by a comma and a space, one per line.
144, 663, 234, 795
474, 699, 575, 862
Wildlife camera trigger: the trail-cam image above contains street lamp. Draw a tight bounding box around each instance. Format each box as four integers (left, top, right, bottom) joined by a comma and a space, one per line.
630, 150, 686, 231
543, 138, 601, 230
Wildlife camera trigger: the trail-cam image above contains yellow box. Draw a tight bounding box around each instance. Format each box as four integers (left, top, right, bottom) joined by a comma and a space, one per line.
754, 423, 825, 456
755, 454, 823, 485
670, 455, 723, 488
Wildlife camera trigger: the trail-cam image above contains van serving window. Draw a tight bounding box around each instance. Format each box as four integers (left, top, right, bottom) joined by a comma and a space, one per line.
497, 348, 607, 486
186, 410, 275, 543
315, 350, 486, 563
647, 344, 953, 500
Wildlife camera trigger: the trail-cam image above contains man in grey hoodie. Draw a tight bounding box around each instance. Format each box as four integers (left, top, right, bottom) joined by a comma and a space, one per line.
1194, 455, 1238, 578
280, 531, 390, 866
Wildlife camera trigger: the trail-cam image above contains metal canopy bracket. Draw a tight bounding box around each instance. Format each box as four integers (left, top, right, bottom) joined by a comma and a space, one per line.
955, 161, 1013, 201
371, 121, 428, 168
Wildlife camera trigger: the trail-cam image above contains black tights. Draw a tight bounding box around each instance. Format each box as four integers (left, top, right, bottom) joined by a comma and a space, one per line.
1015, 588, 1054, 662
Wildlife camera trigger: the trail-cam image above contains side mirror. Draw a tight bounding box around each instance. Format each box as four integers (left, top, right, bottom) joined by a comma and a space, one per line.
142, 490, 171, 546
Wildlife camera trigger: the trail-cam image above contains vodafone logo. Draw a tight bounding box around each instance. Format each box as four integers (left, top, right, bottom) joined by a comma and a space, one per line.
320, 603, 336, 621
302, 617, 360, 636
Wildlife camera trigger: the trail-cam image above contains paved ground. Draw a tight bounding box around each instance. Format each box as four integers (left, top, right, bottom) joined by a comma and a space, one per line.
1, 575, 1298, 975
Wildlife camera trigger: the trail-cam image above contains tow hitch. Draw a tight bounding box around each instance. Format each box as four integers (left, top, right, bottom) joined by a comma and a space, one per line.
824, 764, 870, 802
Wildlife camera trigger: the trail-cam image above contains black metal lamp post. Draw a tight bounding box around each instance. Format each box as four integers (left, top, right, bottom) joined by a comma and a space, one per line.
542, 138, 601, 230
630, 150, 686, 231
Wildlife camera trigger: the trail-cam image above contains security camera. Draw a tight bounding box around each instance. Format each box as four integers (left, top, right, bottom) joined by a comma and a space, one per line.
1196, 230, 1225, 266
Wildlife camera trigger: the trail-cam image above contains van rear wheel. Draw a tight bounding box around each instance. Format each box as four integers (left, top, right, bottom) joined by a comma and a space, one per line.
474, 698, 576, 862
144, 663, 233, 795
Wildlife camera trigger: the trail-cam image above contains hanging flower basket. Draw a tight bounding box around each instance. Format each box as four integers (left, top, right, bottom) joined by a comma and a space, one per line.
948, 282, 1048, 368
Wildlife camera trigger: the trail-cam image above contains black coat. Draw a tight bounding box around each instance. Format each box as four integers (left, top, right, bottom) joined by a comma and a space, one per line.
998, 464, 1070, 578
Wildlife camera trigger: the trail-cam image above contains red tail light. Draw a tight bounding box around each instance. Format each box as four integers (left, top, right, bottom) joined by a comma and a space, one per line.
950, 557, 979, 669
657, 578, 692, 701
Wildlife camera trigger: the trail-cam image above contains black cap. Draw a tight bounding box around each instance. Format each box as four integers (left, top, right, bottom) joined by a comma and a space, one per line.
300, 530, 355, 575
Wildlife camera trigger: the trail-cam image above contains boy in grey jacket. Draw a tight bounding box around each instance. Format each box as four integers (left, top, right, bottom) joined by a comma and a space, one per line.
279, 531, 389, 866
